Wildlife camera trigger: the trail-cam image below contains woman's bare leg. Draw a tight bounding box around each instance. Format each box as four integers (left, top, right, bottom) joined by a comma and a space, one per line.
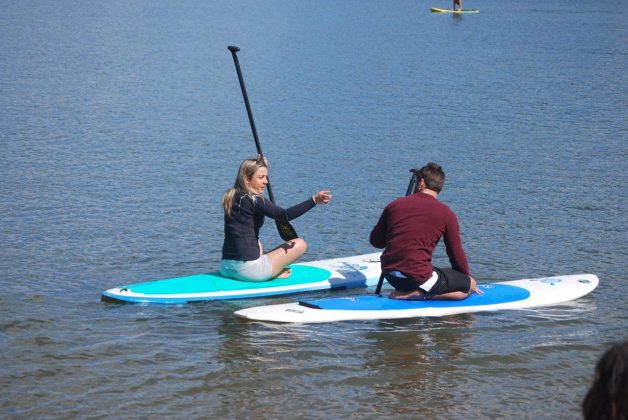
266, 238, 308, 278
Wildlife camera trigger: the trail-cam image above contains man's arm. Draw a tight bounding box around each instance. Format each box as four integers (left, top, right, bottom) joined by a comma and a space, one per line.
369, 208, 388, 249
443, 212, 470, 275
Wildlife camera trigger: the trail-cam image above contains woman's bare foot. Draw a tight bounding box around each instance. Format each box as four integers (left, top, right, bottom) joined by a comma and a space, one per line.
276, 268, 292, 279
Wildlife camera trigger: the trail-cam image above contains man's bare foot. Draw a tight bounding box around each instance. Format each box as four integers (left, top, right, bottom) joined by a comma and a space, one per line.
276, 268, 292, 279
389, 290, 425, 300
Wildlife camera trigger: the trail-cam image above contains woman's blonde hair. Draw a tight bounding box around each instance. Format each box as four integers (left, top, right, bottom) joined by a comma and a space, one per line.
221, 158, 267, 217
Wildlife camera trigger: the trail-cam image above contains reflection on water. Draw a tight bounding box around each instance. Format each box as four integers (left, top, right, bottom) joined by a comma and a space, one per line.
363, 317, 475, 416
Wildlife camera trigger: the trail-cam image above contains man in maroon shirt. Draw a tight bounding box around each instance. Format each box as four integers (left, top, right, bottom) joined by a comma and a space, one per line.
369, 162, 482, 300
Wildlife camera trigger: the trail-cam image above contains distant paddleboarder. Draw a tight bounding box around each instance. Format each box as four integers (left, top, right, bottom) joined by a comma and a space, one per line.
453, 0, 462, 11
220, 157, 332, 282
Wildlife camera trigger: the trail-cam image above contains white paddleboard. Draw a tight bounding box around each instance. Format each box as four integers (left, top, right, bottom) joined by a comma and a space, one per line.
234, 274, 599, 323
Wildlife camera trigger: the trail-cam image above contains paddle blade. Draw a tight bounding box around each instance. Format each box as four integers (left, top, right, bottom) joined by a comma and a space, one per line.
275, 219, 298, 241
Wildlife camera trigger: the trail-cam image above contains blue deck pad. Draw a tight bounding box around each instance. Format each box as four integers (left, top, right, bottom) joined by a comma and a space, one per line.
299, 284, 531, 311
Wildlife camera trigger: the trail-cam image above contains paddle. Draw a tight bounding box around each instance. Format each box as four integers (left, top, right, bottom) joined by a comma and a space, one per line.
375, 168, 422, 295
405, 168, 421, 196
228, 45, 298, 241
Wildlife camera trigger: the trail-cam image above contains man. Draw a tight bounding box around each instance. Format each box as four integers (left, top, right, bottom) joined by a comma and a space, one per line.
453, 0, 462, 11
369, 162, 482, 300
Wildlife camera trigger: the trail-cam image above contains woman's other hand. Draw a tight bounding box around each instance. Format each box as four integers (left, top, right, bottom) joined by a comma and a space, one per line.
313, 190, 332, 205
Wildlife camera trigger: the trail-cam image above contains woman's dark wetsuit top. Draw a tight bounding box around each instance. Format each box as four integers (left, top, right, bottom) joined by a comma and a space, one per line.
222, 193, 315, 261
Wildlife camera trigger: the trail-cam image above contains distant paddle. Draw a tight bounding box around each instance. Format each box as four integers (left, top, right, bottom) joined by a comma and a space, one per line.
228, 45, 298, 241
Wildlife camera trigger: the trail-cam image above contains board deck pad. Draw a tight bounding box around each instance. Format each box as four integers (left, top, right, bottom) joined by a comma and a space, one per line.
121, 265, 331, 294
101, 252, 382, 304
300, 284, 530, 310
234, 274, 599, 323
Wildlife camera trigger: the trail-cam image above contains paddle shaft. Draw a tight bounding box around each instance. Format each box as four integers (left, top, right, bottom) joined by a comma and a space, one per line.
228, 46, 298, 241
228, 45, 276, 202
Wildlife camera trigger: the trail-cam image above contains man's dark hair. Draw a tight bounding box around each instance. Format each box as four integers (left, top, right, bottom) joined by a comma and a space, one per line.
419, 162, 445, 193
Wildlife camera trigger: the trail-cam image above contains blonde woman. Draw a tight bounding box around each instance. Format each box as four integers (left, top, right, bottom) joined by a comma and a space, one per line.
220, 157, 332, 281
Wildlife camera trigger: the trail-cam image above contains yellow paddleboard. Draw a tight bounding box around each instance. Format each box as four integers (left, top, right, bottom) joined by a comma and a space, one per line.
431, 7, 479, 13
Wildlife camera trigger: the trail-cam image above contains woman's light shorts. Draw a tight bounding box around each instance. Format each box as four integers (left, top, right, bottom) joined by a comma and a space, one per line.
220, 255, 273, 282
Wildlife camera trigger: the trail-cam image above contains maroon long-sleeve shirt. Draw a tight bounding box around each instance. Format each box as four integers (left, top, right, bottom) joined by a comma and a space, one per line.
369, 192, 470, 282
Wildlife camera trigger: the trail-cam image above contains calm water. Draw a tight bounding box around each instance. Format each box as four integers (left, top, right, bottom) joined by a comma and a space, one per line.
1, 0, 626, 418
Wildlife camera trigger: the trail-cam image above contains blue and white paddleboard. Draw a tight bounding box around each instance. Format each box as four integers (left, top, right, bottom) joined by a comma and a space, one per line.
101, 253, 382, 304
234, 274, 599, 323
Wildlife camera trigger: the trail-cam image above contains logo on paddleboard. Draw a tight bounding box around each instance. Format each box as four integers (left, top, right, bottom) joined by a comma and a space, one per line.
532, 278, 563, 286
578, 279, 591, 284
333, 262, 368, 273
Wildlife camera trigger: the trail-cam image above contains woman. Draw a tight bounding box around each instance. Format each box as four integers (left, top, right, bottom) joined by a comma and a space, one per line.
220, 157, 332, 281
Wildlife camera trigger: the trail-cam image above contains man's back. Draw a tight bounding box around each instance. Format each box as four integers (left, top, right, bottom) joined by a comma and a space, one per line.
370, 192, 469, 281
